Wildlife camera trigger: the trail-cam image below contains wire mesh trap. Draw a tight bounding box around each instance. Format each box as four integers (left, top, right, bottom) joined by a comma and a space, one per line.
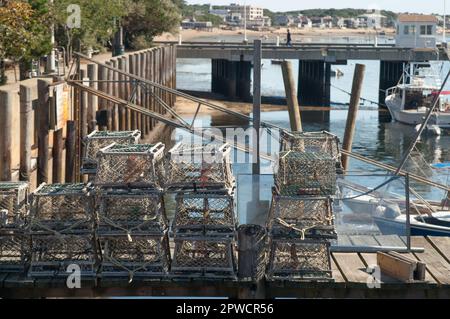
280, 130, 341, 162
0, 229, 30, 273
266, 238, 333, 281
82, 130, 141, 174
97, 187, 168, 235
171, 237, 237, 279
274, 151, 336, 196
29, 234, 98, 277
0, 182, 29, 229
165, 143, 235, 190
29, 183, 94, 234
95, 143, 165, 188
98, 232, 170, 279
268, 196, 336, 239
172, 190, 236, 237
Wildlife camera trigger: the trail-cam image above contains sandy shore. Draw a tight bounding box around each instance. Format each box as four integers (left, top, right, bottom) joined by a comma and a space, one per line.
155, 26, 396, 43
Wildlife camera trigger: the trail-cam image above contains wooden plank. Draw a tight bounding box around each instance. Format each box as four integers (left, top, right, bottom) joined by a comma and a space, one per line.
330, 257, 345, 283
427, 236, 450, 263
376, 252, 416, 282
336, 234, 352, 246
350, 235, 380, 247
412, 236, 450, 285
359, 253, 402, 284
374, 234, 406, 247
374, 234, 436, 284
332, 253, 369, 283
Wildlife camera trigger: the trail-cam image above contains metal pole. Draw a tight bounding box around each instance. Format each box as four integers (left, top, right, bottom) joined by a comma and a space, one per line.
243, 2, 247, 42
444, 0, 447, 44
405, 174, 411, 252
252, 40, 262, 175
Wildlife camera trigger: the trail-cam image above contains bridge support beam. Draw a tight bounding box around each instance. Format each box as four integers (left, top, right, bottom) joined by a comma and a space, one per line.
379, 61, 405, 121
298, 60, 331, 122
212, 59, 251, 101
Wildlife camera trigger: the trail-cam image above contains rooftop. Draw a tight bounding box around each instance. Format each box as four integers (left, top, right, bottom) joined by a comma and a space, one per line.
398, 14, 438, 23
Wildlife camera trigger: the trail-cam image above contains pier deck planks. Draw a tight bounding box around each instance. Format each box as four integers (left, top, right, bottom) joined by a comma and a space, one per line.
412, 237, 450, 285
0, 236, 449, 298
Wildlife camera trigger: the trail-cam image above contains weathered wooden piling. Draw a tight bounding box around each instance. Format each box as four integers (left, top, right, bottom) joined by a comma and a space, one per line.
0, 90, 12, 180
52, 128, 64, 183
65, 120, 76, 183
281, 60, 302, 132
111, 59, 119, 131
37, 79, 50, 184
80, 69, 89, 140
118, 57, 126, 131
19, 85, 32, 182
342, 63, 365, 171
105, 61, 113, 130
87, 64, 98, 133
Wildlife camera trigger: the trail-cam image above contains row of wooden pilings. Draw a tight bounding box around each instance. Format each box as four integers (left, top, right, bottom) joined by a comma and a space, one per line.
0, 46, 177, 188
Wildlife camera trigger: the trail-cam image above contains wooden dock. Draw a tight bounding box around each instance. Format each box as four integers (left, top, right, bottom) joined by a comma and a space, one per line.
0, 236, 449, 298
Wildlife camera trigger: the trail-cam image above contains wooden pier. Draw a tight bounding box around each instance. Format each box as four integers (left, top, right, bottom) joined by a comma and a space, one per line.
0, 236, 448, 298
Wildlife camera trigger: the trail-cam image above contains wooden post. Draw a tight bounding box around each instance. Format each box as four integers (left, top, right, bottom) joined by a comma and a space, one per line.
140, 51, 147, 136
111, 59, 119, 131
118, 57, 126, 131
80, 69, 88, 140
135, 53, 142, 131
52, 128, 63, 183
87, 64, 98, 133
252, 40, 262, 175
98, 64, 107, 130
19, 85, 32, 182
149, 50, 155, 129
37, 80, 50, 184
105, 61, 113, 130
0, 90, 12, 180
281, 61, 302, 132
341, 64, 365, 171
65, 120, 76, 182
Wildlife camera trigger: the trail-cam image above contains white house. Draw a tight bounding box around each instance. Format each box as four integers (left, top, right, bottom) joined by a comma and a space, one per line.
395, 14, 437, 48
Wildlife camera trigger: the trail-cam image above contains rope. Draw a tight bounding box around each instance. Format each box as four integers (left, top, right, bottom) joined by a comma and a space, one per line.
275, 215, 334, 240
330, 84, 386, 107
100, 214, 159, 242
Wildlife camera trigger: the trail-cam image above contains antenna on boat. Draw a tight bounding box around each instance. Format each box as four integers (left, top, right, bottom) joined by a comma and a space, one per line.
444, 0, 447, 44
395, 68, 450, 175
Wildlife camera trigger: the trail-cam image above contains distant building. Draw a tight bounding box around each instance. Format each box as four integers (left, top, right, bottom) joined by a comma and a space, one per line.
297, 16, 312, 28
209, 8, 230, 22
228, 3, 264, 21
274, 15, 294, 26
181, 20, 213, 31
358, 12, 387, 29
395, 14, 437, 48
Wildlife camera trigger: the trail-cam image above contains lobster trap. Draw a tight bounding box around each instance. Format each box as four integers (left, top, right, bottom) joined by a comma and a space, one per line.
165, 143, 235, 190
268, 196, 336, 239
98, 232, 170, 279
97, 187, 167, 235
95, 143, 165, 188
274, 151, 336, 196
81, 130, 141, 174
171, 237, 237, 279
267, 238, 333, 281
29, 234, 98, 277
0, 229, 30, 273
29, 183, 94, 234
280, 131, 341, 161
173, 190, 236, 237
0, 182, 29, 229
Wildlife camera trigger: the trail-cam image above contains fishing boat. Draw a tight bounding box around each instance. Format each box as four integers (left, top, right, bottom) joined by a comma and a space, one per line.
385, 62, 450, 128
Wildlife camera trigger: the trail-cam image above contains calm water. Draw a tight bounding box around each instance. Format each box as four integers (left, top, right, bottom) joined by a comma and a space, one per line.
174, 38, 450, 234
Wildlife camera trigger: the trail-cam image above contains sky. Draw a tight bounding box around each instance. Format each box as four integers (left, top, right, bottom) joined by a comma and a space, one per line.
186, 0, 447, 14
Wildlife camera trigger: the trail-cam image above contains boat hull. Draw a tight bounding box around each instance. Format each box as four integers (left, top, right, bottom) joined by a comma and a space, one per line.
374, 216, 450, 237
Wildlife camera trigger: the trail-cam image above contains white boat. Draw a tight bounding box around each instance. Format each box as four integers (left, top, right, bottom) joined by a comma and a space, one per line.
385, 62, 450, 128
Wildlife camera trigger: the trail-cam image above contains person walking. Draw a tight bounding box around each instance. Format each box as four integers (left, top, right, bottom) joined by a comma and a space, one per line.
286, 29, 292, 46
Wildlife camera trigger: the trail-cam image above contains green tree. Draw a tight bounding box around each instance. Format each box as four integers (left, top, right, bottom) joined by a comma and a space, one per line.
123, 0, 182, 49
52, 0, 129, 60
0, 0, 52, 81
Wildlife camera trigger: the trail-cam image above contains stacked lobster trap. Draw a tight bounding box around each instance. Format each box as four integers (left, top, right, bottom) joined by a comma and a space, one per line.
168, 143, 238, 279
93, 136, 170, 280
96, 186, 170, 280
266, 131, 339, 282
0, 182, 30, 273
81, 130, 141, 175
28, 183, 98, 277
